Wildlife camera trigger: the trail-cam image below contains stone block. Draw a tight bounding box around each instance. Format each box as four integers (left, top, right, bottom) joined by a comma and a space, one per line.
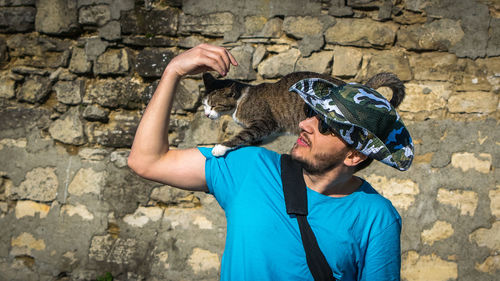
135, 48, 175, 78
98, 20, 121, 41
48, 107, 85, 145
397, 19, 464, 51
35, 0, 79, 35
94, 48, 130, 75
257, 48, 301, 79
85, 78, 143, 109
69, 47, 92, 74
0, 6, 35, 32
0, 76, 15, 99
0, 36, 6, 62
10, 232, 46, 256
451, 152, 492, 174
295, 51, 333, 74
123, 206, 163, 227
0, 0, 35, 5
120, 7, 178, 36
179, 12, 234, 37
437, 188, 478, 216
402, 251, 458, 281
447, 92, 498, 114
487, 18, 500, 56
9, 167, 58, 202
18, 51, 70, 68
469, 221, 500, 252
188, 248, 220, 274
328, 0, 353, 17
408, 53, 459, 81
174, 78, 202, 112
54, 80, 84, 105
84, 37, 108, 61
83, 104, 109, 123
225, 45, 256, 81
257, 17, 283, 38
61, 203, 94, 220
363, 174, 419, 211
122, 35, 178, 47
0, 107, 50, 139
283, 16, 334, 39
78, 4, 110, 26
363, 50, 412, 81
475, 255, 500, 274
15, 200, 50, 219
331, 46, 363, 77
94, 112, 140, 148
490, 187, 500, 218
399, 82, 450, 113
18, 75, 52, 104
6, 33, 71, 57
68, 167, 106, 196
325, 18, 398, 48
298, 34, 324, 57
110, 150, 129, 168
243, 16, 267, 36
421, 221, 454, 246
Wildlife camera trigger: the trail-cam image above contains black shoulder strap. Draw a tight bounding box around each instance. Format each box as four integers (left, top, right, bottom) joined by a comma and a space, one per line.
281, 154, 335, 281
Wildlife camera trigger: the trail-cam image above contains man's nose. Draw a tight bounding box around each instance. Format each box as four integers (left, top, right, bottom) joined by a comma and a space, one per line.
299, 116, 317, 133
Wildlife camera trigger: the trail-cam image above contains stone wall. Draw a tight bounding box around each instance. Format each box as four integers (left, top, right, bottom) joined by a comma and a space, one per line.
0, 0, 499, 280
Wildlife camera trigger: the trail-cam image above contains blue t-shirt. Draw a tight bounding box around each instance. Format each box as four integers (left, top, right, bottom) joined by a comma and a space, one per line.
198, 146, 401, 281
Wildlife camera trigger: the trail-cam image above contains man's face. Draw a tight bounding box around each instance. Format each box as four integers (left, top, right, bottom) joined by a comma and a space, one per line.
291, 115, 351, 175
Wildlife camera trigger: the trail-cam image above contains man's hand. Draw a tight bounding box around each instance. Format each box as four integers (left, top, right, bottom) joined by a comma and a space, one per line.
165, 44, 238, 79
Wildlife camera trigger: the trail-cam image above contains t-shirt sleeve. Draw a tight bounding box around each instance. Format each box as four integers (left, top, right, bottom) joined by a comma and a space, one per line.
197, 146, 278, 210
360, 218, 402, 281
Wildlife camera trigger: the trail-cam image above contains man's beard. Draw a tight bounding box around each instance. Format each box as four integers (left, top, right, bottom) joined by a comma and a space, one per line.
290, 146, 346, 175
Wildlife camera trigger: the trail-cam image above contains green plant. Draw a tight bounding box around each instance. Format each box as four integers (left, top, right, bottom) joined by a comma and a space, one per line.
96, 272, 113, 281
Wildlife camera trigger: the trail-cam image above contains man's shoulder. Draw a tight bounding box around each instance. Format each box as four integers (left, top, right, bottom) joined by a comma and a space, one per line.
199, 145, 281, 163
357, 180, 401, 219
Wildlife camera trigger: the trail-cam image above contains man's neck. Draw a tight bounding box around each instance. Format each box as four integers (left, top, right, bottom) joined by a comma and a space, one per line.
303, 168, 362, 198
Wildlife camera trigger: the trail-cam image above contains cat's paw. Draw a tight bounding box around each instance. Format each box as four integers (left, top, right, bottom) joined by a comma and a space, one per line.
212, 144, 232, 157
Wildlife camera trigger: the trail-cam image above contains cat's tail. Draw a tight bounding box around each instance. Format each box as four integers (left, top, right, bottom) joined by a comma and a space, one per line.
365, 72, 405, 108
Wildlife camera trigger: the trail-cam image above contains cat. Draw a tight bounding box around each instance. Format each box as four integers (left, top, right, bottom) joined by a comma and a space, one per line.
202, 71, 405, 157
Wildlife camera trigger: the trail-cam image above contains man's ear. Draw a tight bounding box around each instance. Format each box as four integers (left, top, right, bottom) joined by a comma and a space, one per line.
344, 149, 367, 167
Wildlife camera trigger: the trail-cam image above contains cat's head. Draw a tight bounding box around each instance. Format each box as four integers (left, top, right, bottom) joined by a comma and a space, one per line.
202, 73, 242, 120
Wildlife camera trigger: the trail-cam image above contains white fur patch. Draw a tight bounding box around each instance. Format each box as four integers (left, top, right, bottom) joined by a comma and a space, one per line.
232, 87, 249, 126
203, 98, 220, 120
212, 144, 232, 157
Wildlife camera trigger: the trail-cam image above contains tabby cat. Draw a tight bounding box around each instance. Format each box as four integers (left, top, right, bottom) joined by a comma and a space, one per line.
202, 71, 405, 157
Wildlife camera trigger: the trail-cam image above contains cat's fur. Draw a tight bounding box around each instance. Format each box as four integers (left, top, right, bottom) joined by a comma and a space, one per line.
202, 71, 405, 157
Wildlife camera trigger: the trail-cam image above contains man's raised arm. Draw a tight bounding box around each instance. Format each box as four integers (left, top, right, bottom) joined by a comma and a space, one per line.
127, 44, 238, 191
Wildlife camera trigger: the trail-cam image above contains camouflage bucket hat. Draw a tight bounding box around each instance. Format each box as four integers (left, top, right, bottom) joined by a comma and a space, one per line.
289, 78, 414, 171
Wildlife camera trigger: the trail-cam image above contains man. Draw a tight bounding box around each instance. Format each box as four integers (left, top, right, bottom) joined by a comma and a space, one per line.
128, 44, 414, 280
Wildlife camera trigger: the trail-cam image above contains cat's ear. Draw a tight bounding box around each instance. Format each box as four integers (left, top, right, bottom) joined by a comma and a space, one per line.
202, 73, 217, 93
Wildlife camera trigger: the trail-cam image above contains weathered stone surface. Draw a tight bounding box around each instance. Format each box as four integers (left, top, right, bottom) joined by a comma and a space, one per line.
243, 15, 266, 36
150, 185, 201, 206
108, 0, 134, 20
86, 78, 142, 109
252, 45, 266, 69
0, 36, 7, 62
69, 47, 92, 74
135, 48, 175, 78
451, 152, 492, 174
89, 234, 137, 264
188, 248, 220, 274
437, 188, 478, 216
110, 150, 128, 168
225, 45, 256, 80
487, 18, 500, 56
18, 50, 70, 68
94, 48, 130, 75
84, 37, 108, 61
421, 221, 454, 245
325, 18, 398, 48
397, 19, 464, 51
298, 34, 324, 57
469, 221, 500, 252
123, 35, 178, 47
258, 48, 301, 78
0, 76, 15, 99
447, 92, 498, 114
402, 251, 458, 281
364, 174, 419, 211
61, 203, 94, 220
490, 187, 500, 218
475, 255, 500, 275
0, 107, 50, 138
6, 33, 70, 57
17, 75, 52, 103
328, 0, 353, 17
68, 167, 106, 196
174, 78, 202, 112
408, 53, 459, 81
48, 107, 85, 145
362, 50, 412, 81
15, 200, 50, 219
399, 82, 450, 113
10, 167, 58, 202
123, 206, 163, 227
35, 0, 78, 34
283, 16, 334, 39
54, 80, 84, 105
258, 17, 283, 38
94, 112, 140, 148
331, 46, 363, 77
78, 4, 110, 26
83, 104, 109, 122
295, 51, 333, 74
179, 12, 234, 37
0, 0, 35, 5
0, 6, 35, 32
12, 65, 50, 76
10, 232, 46, 256
98, 20, 121, 41
120, 7, 178, 36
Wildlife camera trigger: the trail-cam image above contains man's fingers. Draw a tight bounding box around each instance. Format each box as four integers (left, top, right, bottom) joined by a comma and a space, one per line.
199, 44, 238, 75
